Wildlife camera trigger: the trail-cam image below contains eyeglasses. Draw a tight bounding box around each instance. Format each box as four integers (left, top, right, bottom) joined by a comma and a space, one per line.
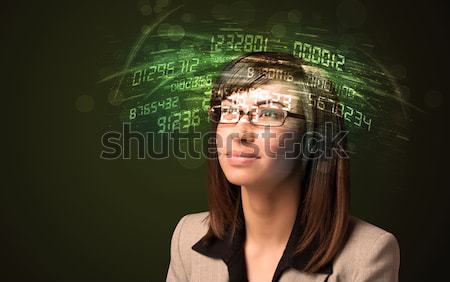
208, 104, 306, 127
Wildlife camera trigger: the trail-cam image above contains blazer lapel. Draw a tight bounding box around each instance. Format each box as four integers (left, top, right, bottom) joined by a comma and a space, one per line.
279, 269, 331, 282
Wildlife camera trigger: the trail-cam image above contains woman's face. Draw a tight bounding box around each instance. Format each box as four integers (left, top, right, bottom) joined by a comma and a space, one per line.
216, 81, 305, 188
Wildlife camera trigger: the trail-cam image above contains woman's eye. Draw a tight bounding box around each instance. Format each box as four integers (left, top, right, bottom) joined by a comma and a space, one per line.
260, 109, 281, 119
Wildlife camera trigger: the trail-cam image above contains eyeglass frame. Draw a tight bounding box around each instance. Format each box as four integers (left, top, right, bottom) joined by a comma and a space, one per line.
207, 104, 307, 127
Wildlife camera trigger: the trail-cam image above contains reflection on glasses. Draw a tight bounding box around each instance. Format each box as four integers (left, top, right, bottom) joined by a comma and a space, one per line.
208, 105, 306, 127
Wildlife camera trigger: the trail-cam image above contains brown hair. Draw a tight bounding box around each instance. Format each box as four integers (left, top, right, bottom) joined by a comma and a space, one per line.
203, 52, 350, 273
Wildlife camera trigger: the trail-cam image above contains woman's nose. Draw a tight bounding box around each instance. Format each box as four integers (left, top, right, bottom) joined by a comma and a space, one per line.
236, 109, 251, 124
234, 110, 257, 142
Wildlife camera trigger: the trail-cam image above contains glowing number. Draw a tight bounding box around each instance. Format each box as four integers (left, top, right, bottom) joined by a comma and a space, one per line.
182, 110, 191, 129
235, 34, 244, 51
144, 104, 150, 115
247, 67, 255, 78
303, 43, 312, 61
336, 54, 345, 71
317, 96, 326, 111
293, 41, 302, 57
157, 116, 166, 133
192, 109, 200, 126
226, 34, 234, 51
151, 102, 157, 113
282, 94, 292, 111
312, 46, 321, 64
190, 58, 199, 72
147, 66, 156, 80
216, 35, 225, 52
179, 60, 187, 73
157, 64, 166, 78
132, 71, 141, 86
173, 112, 181, 131
172, 96, 179, 108
167, 62, 175, 76
321, 49, 330, 67
191, 77, 198, 88
286, 72, 293, 81
129, 108, 136, 120
363, 115, 372, 131
354, 110, 362, 126
344, 106, 353, 122
254, 35, 264, 52
165, 98, 171, 109
244, 34, 254, 52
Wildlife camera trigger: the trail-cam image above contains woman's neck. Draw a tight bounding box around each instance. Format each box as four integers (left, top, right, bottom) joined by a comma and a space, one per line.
241, 173, 301, 249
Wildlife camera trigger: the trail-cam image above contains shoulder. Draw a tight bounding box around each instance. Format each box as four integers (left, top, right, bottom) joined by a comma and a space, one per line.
330, 215, 401, 281
171, 211, 210, 248
167, 212, 212, 281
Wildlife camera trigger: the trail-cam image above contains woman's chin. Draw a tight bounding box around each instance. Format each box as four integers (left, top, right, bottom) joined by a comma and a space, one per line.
224, 172, 264, 187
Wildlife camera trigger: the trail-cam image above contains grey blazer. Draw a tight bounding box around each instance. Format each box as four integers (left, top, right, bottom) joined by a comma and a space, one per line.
166, 211, 400, 282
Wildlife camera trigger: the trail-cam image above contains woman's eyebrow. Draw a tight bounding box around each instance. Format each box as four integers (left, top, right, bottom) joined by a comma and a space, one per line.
222, 97, 287, 107
255, 99, 286, 107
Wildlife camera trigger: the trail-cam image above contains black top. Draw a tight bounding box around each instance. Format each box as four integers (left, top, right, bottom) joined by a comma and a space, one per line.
191, 198, 333, 282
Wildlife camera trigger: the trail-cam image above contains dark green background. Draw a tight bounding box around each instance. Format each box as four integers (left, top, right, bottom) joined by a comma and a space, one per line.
4, 0, 449, 281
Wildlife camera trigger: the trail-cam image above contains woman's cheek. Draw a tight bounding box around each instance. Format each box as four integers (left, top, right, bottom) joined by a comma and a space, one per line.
215, 127, 229, 156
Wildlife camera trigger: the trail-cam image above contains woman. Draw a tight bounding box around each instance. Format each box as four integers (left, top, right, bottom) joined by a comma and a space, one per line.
166, 52, 400, 282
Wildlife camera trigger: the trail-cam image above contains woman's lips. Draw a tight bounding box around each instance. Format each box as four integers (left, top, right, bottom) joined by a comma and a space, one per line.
226, 151, 260, 166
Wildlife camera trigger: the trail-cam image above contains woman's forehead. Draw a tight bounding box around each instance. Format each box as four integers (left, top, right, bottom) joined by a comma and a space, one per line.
228, 83, 299, 99
225, 83, 300, 109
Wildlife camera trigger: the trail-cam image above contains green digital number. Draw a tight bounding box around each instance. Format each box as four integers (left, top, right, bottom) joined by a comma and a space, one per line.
321, 49, 330, 67
344, 106, 354, 122
132, 71, 141, 87
216, 34, 225, 51
157, 116, 166, 133
293, 41, 302, 57
244, 34, 254, 52
363, 115, 372, 131
226, 34, 234, 51
354, 110, 362, 126
336, 55, 345, 71
254, 35, 264, 52
312, 46, 321, 64
129, 108, 136, 120
146, 66, 156, 80
235, 34, 244, 51
192, 109, 200, 126
167, 62, 175, 76
157, 63, 166, 78
182, 110, 191, 129
165, 98, 171, 109
172, 112, 181, 131
172, 96, 179, 108
190, 58, 199, 72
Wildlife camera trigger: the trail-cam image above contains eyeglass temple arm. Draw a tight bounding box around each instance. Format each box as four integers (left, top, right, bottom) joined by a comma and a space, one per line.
286, 111, 306, 120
